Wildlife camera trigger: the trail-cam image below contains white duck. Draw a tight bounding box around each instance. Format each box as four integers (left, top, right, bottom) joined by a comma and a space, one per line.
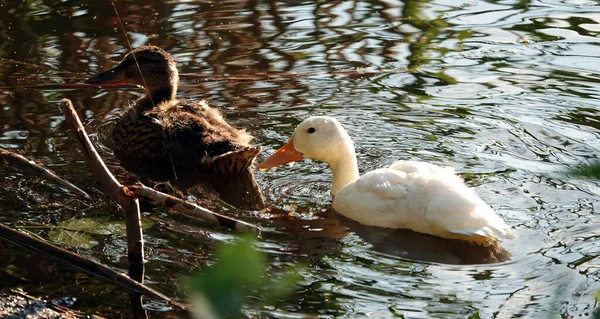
258, 116, 513, 243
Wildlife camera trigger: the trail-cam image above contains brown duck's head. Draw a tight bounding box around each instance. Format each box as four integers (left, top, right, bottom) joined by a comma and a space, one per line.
86, 46, 179, 96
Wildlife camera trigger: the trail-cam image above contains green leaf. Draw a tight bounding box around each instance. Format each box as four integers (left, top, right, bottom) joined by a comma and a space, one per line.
216, 236, 265, 284
263, 270, 302, 304
57, 217, 126, 235
189, 236, 264, 318
56, 217, 152, 235
48, 229, 98, 249
48, 217, 153, 249
188, 236, 302, 318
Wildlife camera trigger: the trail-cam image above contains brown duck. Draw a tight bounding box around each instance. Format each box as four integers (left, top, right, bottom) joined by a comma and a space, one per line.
86, 46, 260, 174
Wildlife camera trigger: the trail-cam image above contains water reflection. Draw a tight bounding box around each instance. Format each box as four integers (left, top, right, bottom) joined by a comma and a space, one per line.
265, 207, 510, 265
0, 0, 600, 317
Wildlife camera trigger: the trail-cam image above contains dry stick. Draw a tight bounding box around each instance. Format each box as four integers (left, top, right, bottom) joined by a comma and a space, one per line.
59, 98, 145, 271
0, 148, 90, 199
0, 83, 137, 90
0, 67, 413, 91
125, 184, 261, 235
0, 223, 186, 309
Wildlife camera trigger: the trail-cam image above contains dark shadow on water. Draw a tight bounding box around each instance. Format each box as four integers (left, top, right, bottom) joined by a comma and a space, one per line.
269, 208, 511, 265
347, 221, 512, 265
116, 151, 266, 211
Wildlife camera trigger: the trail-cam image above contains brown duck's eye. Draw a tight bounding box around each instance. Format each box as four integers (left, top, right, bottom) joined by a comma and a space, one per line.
306, 127, 316, 134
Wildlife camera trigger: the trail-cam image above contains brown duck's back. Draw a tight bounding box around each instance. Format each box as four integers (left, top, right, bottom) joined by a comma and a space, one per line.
111, 99, 256, 172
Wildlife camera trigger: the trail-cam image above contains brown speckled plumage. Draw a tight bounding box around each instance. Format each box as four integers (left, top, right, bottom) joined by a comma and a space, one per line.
87, 46, 259, 174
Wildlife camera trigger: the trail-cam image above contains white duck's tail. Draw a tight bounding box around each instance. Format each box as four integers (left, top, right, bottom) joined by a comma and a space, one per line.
487, 221, 514, 239
449, 217, 514, 244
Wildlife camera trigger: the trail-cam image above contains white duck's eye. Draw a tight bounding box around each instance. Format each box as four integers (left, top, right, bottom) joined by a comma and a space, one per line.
306, 127, 316, 134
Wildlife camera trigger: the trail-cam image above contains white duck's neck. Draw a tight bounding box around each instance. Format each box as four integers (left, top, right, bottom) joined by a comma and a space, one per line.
329, 141, 360, 196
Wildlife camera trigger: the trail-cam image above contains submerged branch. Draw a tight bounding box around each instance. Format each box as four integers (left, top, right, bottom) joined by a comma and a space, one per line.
0, 67, 412, 91
125, 184, 261, 235
0, 223, 186, 308
0, 148, 90, 199
0, 83, 137, 90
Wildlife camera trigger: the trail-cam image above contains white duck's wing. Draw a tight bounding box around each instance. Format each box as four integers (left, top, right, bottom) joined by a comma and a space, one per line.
390, 160, 514, 241
355, 168, 411, 199
332, 168, 413, 227
422, 184, 514, 240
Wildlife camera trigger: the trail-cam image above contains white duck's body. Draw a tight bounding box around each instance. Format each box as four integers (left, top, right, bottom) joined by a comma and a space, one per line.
333, 161, 512, 242
259, 116, 513, 243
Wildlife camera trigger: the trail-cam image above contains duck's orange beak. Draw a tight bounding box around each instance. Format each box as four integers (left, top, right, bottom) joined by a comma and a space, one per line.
85, 66, 129, 85
258, 139, 304, 170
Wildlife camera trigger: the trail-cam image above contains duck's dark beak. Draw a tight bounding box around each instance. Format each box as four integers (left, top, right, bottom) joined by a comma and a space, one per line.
85, 66, 129, 85
258, 139, 304, 170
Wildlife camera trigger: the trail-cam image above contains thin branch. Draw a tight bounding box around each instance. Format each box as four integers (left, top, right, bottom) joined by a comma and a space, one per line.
0, 148, 90, 199
0, 83, 137, 90
60, 98, 145, 269
125, 184, 261, 235
0, 223, 187, 309
0, 67, 413, 90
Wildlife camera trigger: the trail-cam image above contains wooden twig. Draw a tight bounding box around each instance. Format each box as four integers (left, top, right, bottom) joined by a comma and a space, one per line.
125, 184, 261, 235
0, 68, 413, 91
60, 98, 145, 271
180, 68, 412, 81
0, 83, 137, 90
0, 148, 90, 199
0, 223, 186, 309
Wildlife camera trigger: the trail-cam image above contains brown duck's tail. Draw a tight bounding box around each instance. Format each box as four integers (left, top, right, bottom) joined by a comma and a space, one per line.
196, 169, 266, 210
202, 146, 262, 174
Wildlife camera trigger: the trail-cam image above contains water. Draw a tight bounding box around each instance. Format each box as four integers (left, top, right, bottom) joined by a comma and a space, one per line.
1, 0, 600, 317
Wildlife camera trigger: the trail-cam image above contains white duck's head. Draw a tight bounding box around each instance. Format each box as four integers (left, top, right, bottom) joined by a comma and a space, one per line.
259, 116, 360, 196
259, 116, 355, 168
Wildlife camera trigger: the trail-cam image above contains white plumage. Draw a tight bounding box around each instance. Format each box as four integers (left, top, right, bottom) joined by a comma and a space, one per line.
334, 161, 513, 242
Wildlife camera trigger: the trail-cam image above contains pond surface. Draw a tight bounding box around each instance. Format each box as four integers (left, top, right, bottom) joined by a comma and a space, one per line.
1, 0, 600, 318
